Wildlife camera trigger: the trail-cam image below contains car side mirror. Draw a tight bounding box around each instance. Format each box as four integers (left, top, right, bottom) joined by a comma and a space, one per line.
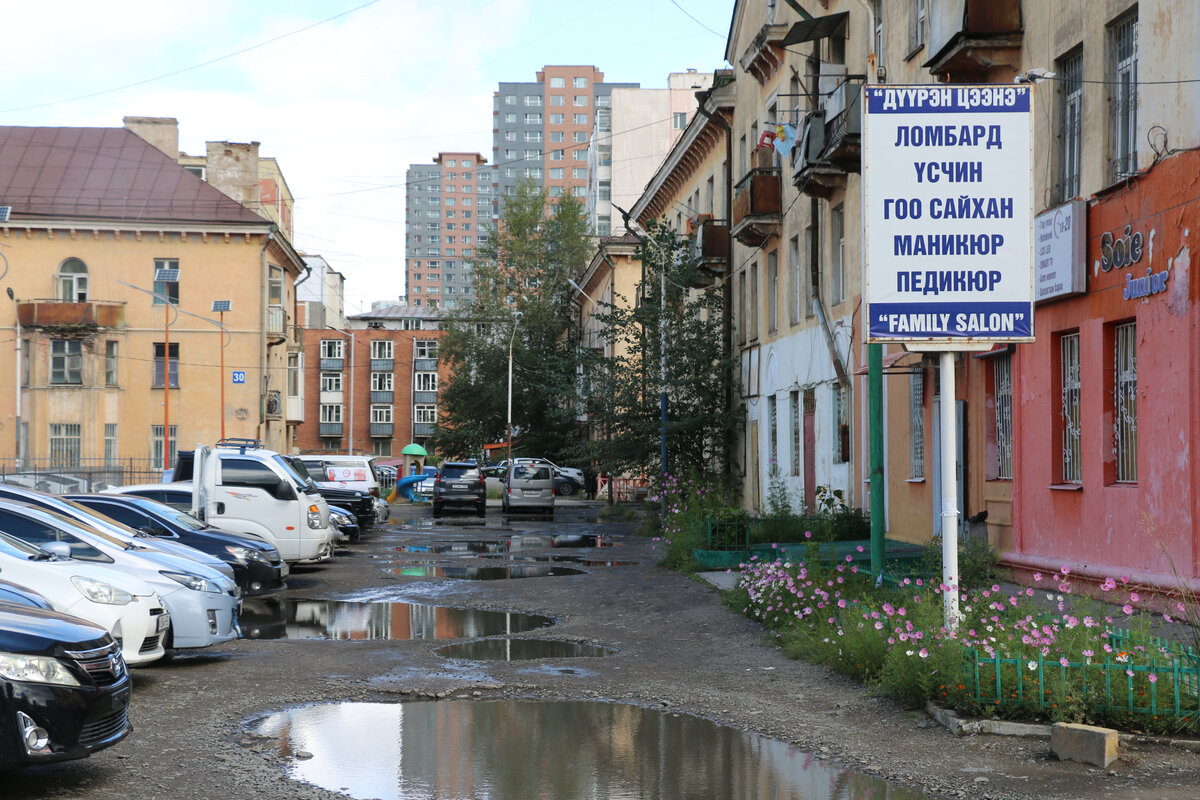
275, 480, 296, 501
43, 541, 72, 560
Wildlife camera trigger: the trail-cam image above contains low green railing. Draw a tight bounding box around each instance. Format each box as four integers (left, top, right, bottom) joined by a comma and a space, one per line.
704, 513, 869, 549
966, 640, 1200, 726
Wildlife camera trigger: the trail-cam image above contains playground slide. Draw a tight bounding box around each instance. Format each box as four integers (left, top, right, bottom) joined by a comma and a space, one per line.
394, 473, 430, 503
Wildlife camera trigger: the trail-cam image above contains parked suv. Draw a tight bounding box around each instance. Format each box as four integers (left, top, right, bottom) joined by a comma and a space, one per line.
432, 462, 486, 517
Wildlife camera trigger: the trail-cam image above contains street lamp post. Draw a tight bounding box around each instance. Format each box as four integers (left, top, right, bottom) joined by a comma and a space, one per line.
506, 311, 522, 463
212, 300, 232, 440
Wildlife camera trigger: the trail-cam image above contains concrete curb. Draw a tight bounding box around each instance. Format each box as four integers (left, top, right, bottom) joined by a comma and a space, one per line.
925, 703, 1200, 753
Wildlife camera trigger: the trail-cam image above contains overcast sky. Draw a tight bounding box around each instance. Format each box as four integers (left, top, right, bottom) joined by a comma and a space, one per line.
3, 0, 734, 313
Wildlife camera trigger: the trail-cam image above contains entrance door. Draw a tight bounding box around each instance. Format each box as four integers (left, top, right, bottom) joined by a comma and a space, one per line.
930, 397, 966, 538
802, 389, 816, 511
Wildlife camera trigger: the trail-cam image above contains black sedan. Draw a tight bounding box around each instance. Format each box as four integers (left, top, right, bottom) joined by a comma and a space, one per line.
0, 603, 132, 769
65, 494, 287, 597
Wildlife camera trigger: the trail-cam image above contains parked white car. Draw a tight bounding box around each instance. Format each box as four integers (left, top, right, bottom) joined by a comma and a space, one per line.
0, 501, 239, 651
295, 455, 382, 498
0, 530, 169, 666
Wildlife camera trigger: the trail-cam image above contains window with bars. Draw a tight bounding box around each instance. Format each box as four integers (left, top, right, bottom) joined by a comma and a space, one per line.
994, 354, 1013, 479
49, 423, 82, 468
150, 425, 177, 470
1114, 322, 1137, 482
1108, 11, 1138, 181
1060, 333, 1082, 483
909, 371, 925, 479
1056, 48, 1083, 202
104, 423, 118, 466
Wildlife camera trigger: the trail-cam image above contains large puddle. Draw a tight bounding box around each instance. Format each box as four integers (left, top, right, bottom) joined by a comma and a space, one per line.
435, 638, 614, 660
389, 564, 585, 580
250, 700, 931, 800
238, 598, 554, 640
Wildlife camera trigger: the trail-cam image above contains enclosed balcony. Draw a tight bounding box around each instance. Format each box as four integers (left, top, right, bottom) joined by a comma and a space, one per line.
793, 78, 863, 198
318, 422, 343, 437
730, 167, 781, 247
17, 299, 125, 331
688, 217, 730, 288
369, 423, 394, 437
924, 0, 1023, 81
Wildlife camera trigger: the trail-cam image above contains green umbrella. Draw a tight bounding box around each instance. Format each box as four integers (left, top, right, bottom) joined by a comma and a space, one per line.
400, 443, 428, 457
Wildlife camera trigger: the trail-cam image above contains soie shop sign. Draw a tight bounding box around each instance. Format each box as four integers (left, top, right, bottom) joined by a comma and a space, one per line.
863, 85, 1034, 343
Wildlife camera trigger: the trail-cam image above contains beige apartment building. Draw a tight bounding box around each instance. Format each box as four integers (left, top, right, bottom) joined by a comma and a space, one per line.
0, 121, 305, 483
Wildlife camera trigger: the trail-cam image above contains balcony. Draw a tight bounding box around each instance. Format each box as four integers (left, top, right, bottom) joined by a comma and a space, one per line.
792, 79, 863, 198
319, 358, 344, 371
319, 422, 343, 437
370, 390, 394, 403
287, 324, 305, 353
266, 305, 286, 343
369, 422, 394, 437
689, 217, 730, 288
925, 0, 1022, 81
413, 390, 438, 404
412, 422, 436, 437
370, 359, 394, 372
413, 358, 438, 372
286, 394, 304, 423
17, 299, 125, 332
731, 167, 781, 247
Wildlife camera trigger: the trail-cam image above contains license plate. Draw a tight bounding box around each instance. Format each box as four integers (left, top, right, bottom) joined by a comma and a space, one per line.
156, 613, 171, 633
111, 687, 131, 711
522, 490, 541, 497
452, 483, 468, 490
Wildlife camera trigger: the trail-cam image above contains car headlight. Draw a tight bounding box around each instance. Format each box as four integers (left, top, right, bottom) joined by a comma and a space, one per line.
224, 545, 269, 565
0, 653, 80, 687
307, 504, 322, 529
71, 576, 134, 605
160, 570, 222, 594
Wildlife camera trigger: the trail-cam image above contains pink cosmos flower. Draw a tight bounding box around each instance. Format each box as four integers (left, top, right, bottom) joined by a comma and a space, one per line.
1129, 592, 1139, 602
1059, 656, 1070, 667
1122, 604, 1134, 615
1033, 572, 1043, 582
1149, 673, 1158, 683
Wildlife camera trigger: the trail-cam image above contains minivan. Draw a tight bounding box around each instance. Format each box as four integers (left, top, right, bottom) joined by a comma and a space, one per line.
501, 464, 555, 516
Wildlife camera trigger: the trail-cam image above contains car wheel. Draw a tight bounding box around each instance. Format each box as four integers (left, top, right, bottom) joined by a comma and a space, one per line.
558, 481, 577, 497
475, 501, 486, 516
432, 502, 443, 517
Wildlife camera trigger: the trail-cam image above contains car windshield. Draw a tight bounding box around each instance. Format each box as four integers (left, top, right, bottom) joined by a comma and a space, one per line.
275, 455, 316, 492
294, 461, 325, 481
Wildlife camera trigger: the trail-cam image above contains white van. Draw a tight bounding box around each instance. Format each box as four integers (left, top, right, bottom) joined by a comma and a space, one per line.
174, 441, 335, 563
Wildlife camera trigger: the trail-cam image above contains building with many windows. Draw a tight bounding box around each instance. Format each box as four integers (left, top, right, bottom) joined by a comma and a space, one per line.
295, 302, 446, 458
403, 152, 488, 310
492, 66, 637, 216
0, 120, 306, 478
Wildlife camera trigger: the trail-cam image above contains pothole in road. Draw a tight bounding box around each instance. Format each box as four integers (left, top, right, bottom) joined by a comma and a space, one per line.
480, 555, 640, 567
237, 598, 554, 640
389, 563, 586, 580
434, 638, 614, 660
249, 699, 934, 800
394, 534, 612, 555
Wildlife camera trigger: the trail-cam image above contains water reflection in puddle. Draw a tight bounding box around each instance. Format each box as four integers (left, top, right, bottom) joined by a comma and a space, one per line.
238, 598, 554, 640
389, 564, 585, 580
251, 700, 932, 800
436, 638, 614, 660
394, 534, 611, 556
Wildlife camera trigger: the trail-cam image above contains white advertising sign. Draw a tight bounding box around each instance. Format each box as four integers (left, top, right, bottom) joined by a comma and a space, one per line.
1034, 200, 1086, 302
863, 84, 1034, 343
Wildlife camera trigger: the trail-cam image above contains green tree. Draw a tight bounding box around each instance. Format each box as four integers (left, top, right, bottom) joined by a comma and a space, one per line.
430, 179, 591, 463
579, 220, 737, 486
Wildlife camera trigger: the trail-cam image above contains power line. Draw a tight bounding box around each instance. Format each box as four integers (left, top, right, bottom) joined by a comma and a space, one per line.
668, 0, 726, 38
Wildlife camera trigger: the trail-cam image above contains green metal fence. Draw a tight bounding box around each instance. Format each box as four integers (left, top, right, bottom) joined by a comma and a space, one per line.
704, 513, 869, 549
966, 640, 1200, 726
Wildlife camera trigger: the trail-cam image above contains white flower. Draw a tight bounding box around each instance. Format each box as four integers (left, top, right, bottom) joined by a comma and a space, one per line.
1027, 660, 1037, 671
906, 650, 915, 656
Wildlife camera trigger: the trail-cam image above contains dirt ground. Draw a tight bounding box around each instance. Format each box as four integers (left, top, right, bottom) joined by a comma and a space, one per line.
7, 501, 1200, 799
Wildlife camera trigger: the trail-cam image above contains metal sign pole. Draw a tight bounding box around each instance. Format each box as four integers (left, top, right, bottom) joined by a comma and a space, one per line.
938, 351, 960, 629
